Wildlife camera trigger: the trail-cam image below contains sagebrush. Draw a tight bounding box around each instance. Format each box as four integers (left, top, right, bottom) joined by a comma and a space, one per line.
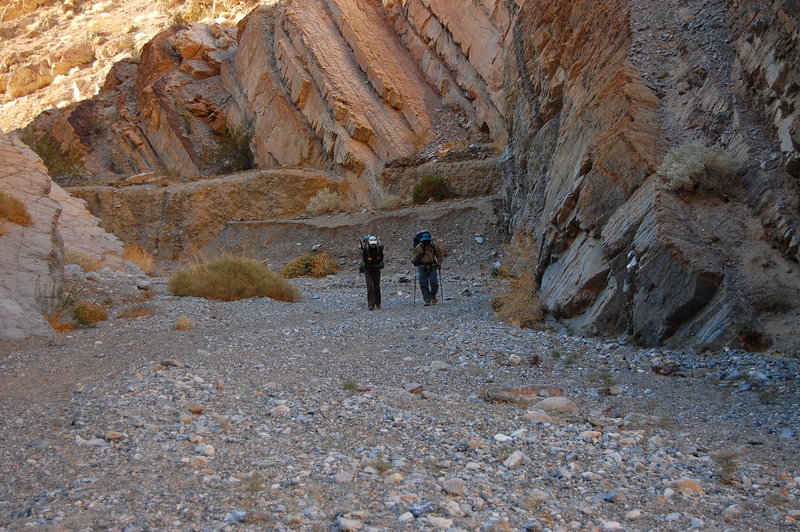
306, 189, 341, 216
412, 175, 446, 204
72, 301, 108, 326
281, 252, 339, 278
169, 256, 299, 302
491, 233, 544, 328
658, 143, 745, 194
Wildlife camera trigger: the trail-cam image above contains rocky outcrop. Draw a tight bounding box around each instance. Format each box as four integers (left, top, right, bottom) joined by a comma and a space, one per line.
49, 182, 128, 272
68, 168, 349, 260
0, 132, 62, 339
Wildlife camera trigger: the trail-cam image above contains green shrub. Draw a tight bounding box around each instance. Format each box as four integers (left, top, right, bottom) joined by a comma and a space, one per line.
0, 191, 32, 228
281, 252, 339, 278
658, 143, 745, 194
306, 189, 341, 216
412, 175, 447, 204
169, 256, 299, 302
19, 131, 84, 179
201, 125, 254, 173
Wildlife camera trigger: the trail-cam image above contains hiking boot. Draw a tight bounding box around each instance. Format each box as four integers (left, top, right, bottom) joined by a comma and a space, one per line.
431, 297, 438, 305
368, 305, 375, 310
423, 301, 431, 306
375, 304, 381, 310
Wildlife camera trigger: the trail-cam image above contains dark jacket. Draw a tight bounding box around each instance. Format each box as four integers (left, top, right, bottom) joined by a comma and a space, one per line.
362, 244, 384, 271
411, 241, 443, 266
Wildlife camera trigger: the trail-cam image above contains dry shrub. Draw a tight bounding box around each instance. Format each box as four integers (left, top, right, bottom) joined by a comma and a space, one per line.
124, 243, 155, 274
72, 301, 108, 326
0, 191, 32, 229
169, 256, 299, 302
174, 316, 196, 330
380, 194, 403, 210
492, 233, 544, 328
658, 143, 745, 194
306, 189, 341, 216
35, 283, 76, 332
281, 252, 339, 279
118, 304, 159, 319
64, 249, 102, 272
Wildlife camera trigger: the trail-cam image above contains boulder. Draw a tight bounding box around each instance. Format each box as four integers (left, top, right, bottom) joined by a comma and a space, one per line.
0, 132, 63, 339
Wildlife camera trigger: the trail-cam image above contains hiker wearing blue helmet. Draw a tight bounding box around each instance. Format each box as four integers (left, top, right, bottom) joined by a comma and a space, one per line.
411, 231, 444, 306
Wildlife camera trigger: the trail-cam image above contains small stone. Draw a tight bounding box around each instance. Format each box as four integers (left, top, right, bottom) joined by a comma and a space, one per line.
404, 383, 424, 394
524, 410, 554, 424
626, 509, 641, 520
508, 354, 522, 365
271, 404, 291, 417
665, 512, 682, 522
385, 472, 403, 484
195, 444, 215, 457
398, 512, 414, 522
334, 472, 353, 483
104, 431, 127, 441
722, 504, 742, 519
426, 516, 453, 527
608, 385, 623, 396
442, 477, 466, 496
602, 522, 623, 531
85, 438, 107, 447
186, 402, 204, 415
534, 396, 578, 413
337, 516, 363, 530
503, 450, 526, 468
409, 499, 437, 517
136, 280, 152, 290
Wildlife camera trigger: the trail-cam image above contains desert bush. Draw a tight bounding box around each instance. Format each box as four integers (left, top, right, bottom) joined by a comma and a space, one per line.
64, 249, 102, 272
174, 316, 196, 330
306, 189, 341, 216
491, 233, 544, 328
35, 282, 76, 332
117, 303, 159, 319
733, 320, 769, 352
281, 252, 339, 279
124, 243, 155, 274
201, 125, 254, 173
658, 142, 745, 194
412, 175, 446, 204
72, 301, 108, 326
380, 194, 402, 210
169, 256, 299, 302
19, 131, 84, 180
0, 191, 32, 230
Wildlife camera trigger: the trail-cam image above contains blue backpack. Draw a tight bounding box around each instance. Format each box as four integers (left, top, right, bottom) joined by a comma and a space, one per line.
413, 230, 431, 249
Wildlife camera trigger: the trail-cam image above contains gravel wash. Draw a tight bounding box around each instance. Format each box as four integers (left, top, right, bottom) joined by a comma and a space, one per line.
0, 273, 798, 531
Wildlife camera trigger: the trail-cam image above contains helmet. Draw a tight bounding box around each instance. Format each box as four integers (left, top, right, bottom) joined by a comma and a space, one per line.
368, 236, 378, 244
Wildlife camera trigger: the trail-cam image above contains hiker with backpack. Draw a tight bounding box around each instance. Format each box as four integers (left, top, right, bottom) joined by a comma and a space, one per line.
359, 235, 384, 310
411, 231, 444, 306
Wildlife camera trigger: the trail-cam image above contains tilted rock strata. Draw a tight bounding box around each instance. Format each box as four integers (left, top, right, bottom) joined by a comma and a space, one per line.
0, 132, 62, 339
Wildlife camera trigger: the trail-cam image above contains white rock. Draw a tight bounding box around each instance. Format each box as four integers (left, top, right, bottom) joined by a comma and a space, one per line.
503, 450, 526, 468
426, 516, 453, 528
337, 516, 363, 530
398, 512, 414, 522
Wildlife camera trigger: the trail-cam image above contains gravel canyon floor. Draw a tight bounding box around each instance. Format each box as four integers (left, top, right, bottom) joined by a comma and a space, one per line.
0, 270, 799, 531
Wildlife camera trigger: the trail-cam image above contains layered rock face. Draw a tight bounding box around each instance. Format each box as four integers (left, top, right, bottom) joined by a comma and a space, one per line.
0, 132, 62, 339
502, 0, 800, 346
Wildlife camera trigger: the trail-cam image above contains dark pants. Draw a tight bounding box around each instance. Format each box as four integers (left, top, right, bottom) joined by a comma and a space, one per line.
365, 269, 381, 309
417, 265, 438, 303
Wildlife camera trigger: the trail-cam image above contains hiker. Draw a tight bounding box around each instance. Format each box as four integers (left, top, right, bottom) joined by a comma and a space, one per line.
411, 231, 444, 306
360, 235, 384, 310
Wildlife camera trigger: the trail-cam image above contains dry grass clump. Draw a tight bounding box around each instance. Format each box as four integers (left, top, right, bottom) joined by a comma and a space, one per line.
35, 283, 76, 332
306, 189, 341, 216
72, 301, 108, 326
492, 233, 544, 328
117, 303, 160, 319
64, 249, 102, 272
0, 191, 32, 231
174, 316, 197, 330
281, 252, 339, 279
124, 243, 155, 274
658, 142, 745, 194
380, 194, 403, 210
169, 256, 299, 302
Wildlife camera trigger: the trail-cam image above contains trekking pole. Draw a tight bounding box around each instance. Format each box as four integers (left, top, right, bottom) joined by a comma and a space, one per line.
438, 265, 443, 302
413, 269, 417, 306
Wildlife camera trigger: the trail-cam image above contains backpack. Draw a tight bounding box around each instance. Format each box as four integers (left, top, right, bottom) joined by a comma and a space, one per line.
359, 236, 384, 272
412, 230, 431, 249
